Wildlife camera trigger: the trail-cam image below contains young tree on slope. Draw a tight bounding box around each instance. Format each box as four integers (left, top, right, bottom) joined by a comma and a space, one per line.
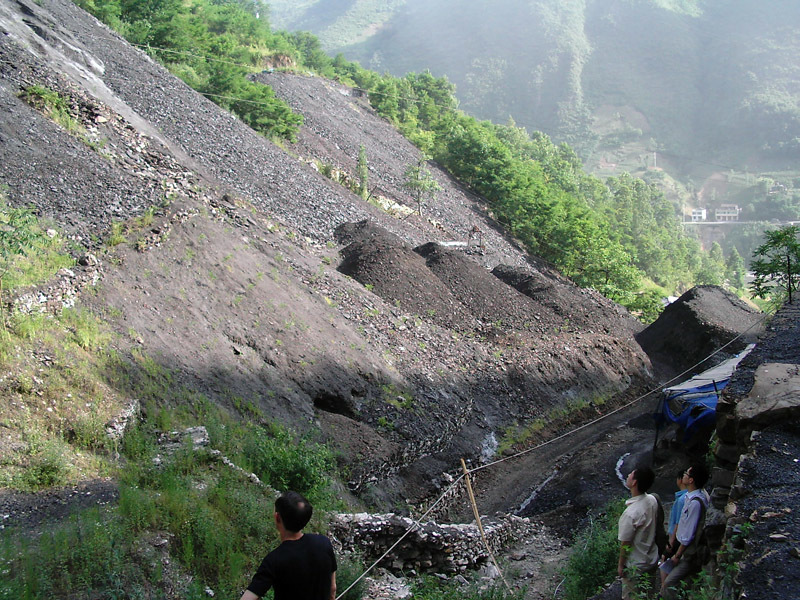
402, 159, 441, 216
750, 225, 800, 305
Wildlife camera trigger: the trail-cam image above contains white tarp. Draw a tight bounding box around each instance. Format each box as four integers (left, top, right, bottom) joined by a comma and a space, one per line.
664, 344, 756, 396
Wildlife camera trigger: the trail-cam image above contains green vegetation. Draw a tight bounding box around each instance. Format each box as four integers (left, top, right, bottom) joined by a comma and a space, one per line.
402, 158, 441, 216
381, 382, 414, 409
750, 224, 800, 306
357, 143, 369, 198
497, 419, 546, 456
20, 85, 81, 134
0, 205, 343, 598
74, 0, 302, 140
0, 202, 72, 288
1, 311, 342, 597
19, 85, 109, 153
0, 200, 74, 342
560, 499, 626, 600
411, 574, 524, 600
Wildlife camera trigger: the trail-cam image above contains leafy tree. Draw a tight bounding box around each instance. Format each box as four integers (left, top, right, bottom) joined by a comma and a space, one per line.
78, 0, 302, 140
696, 241, 726, 286
402, 159, 441, 216
628, 289, 665, 324
369, 79, 400, 123
750, 225, 800, 304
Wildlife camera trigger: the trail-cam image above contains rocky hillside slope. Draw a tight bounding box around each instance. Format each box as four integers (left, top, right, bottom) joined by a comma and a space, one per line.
0, 0, 654, 508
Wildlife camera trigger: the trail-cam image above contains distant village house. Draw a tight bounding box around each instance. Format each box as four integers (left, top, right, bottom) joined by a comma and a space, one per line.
714, 204, 741, 221
691, 208, 707, 222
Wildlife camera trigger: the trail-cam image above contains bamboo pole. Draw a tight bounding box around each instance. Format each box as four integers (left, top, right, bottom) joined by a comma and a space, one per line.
460, 458, 512, 592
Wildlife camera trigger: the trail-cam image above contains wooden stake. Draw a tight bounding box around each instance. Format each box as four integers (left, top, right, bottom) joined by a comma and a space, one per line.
460, 458, 512, 592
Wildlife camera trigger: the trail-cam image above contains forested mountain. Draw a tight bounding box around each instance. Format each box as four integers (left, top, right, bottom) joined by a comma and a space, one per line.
267, 0, 800, 189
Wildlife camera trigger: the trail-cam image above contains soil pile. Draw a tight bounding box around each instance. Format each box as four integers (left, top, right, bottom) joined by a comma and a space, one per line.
0, 0, 655, 512
336, 221, 479, 331
414, 242, 551, 333
636, 285, 763, 378
492, 263, 642, 337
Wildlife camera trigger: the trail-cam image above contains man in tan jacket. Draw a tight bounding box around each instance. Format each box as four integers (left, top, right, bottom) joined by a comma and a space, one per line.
618, 465, 659, 599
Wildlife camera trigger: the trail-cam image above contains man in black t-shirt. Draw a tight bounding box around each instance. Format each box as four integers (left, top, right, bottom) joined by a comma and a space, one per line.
240, 491, 337, 600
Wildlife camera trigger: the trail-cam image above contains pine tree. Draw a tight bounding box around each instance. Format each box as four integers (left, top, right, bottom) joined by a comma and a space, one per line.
725, 247, 745, 290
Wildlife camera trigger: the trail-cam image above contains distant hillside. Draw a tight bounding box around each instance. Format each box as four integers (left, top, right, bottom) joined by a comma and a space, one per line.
267, 0, 800, 185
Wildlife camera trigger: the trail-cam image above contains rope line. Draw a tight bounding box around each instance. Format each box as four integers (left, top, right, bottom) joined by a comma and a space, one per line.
334, 474, 465, 600
469, 312, 767, 475
333, 311, 767, 597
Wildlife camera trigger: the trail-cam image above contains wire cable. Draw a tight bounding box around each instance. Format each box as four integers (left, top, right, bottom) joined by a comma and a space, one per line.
334, 310, 768, 598
469, 311, 767, 476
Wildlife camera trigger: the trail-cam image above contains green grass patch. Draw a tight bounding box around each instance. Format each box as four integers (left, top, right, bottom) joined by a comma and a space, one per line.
0, 200, 74, 295
0, 508, 149, 599
560, 499, 626, 600
381, 382, 414, 409
19, 85, 81, 134
19, 85, 110, 154
411, 574, 524, 600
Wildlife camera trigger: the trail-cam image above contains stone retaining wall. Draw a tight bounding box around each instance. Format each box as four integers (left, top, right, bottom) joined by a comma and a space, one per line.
329, 512, 533, 574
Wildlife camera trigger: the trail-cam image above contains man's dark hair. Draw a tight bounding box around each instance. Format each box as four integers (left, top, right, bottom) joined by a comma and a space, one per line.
676, 469, 686, 481
275, 491, 313, 532
633, 465, 655, 493
687, 463, 709, 489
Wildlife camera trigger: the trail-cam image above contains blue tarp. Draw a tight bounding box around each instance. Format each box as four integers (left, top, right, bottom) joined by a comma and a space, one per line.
655, 344, 755, 442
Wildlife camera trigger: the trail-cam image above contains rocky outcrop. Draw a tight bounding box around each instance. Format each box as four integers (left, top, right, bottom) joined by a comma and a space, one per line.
710, 302, 800, 600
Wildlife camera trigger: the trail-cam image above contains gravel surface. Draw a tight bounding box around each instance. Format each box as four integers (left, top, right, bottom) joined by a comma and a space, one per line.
636, 285, 764, 379
734, 421, 800, 600
3, 2, 799, 598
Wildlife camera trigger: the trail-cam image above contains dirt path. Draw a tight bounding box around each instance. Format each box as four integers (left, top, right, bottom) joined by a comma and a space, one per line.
458, 395, 688, 599
463, 395, 662, 521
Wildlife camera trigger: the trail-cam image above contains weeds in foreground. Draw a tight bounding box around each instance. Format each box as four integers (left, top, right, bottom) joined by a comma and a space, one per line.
560, 499, 626, 600
335, 554, 367, 600
0, 508, 144, 599
411, 574, 524, 600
